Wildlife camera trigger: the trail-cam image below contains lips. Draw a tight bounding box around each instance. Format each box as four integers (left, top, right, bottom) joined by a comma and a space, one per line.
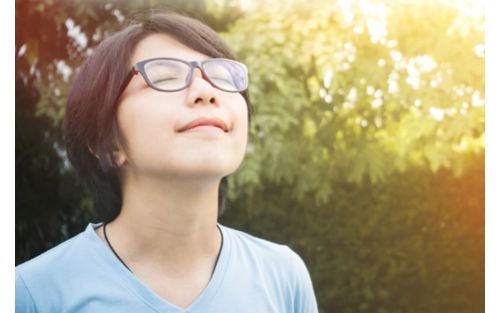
178, 117, 229, 133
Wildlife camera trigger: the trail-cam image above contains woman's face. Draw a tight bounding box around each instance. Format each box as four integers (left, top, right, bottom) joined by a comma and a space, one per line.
115, 33, 248, 181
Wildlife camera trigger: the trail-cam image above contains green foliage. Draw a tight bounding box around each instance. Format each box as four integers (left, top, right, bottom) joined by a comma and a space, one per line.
15, 59, 94, 262
224, 0, 484, 205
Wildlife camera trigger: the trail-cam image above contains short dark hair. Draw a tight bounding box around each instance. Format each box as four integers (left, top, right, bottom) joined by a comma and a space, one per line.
64, 12, 252, 223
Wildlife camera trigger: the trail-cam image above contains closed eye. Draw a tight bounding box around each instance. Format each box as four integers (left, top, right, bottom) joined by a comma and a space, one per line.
210, 77, 235, 86
152, 77, 181, 84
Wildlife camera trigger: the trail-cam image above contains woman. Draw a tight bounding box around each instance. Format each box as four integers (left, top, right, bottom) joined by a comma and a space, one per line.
16, 12, 318, 313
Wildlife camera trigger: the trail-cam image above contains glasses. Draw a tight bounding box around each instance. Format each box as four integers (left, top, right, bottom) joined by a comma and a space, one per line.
120, 57, 249, 94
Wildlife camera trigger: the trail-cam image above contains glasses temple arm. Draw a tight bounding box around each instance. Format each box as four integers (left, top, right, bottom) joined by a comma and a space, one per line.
114, 69, 137, 103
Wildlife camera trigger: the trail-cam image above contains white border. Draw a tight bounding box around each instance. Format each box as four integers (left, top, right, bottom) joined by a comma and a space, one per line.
1, 0, 15, 311
485, 0, 499, 312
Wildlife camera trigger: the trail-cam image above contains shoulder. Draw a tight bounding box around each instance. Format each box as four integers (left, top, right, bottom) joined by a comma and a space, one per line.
16, 224, 93, 278
220, 225, 318, 312
221, 224, 298, 261
15, 224, 98, 312
220, 224, 310, 281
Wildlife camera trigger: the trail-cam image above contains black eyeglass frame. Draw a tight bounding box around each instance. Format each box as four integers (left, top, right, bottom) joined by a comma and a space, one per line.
118, 57, 249, 95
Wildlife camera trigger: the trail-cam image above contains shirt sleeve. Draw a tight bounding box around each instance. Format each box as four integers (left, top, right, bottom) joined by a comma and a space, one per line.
16, 270, 38, 313
288, 248, 319, 313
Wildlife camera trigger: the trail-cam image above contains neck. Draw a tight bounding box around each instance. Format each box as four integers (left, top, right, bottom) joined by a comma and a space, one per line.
102, 174, 223, 277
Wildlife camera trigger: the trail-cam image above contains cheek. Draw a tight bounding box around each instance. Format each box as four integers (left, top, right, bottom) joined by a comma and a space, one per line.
116, 95, 177, 154
231, 96, 250, 155
230, 94, 249, 131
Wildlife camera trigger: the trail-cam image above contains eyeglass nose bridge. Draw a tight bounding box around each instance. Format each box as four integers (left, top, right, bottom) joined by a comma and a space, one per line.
184, 61, 213, 88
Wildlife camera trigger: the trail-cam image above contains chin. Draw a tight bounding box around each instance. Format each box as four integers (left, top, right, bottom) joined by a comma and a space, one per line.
193, 163, 241, 178
164, 158, 241, 178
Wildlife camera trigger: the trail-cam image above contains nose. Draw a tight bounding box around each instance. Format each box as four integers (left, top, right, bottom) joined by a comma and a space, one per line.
185, 68, 219, 106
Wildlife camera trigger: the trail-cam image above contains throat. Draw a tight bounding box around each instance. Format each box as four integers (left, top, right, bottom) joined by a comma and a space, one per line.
101, 223, 223, 275
96, 223, 224, 308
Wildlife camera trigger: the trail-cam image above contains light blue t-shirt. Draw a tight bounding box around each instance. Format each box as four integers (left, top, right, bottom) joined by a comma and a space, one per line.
16, 223, 318, 313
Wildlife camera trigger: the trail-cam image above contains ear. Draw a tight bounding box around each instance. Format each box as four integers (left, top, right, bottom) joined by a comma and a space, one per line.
111, 148, 128, 167
88, 145, 128, 168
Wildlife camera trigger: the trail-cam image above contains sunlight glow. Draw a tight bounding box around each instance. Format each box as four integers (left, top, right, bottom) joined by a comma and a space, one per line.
430, 107, 445, 121
472, 90, 484, 107
65, 18, 87, 48
56, 60, 72, 82
240, 0, 253, 11
18, 44, 26, 57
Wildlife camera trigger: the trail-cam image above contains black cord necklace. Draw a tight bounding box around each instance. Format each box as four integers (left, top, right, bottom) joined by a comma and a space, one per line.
103, 223, 132, 272
102, 223, 224, 276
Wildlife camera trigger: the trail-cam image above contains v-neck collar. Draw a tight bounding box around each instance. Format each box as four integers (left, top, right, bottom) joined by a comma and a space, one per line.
85, 223, 231, 313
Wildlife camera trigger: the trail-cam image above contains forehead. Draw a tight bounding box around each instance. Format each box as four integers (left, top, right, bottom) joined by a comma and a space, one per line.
130, 33, 210, 65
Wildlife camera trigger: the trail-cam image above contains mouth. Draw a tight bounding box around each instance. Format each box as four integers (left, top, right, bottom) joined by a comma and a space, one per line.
178, 117, 229, 133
